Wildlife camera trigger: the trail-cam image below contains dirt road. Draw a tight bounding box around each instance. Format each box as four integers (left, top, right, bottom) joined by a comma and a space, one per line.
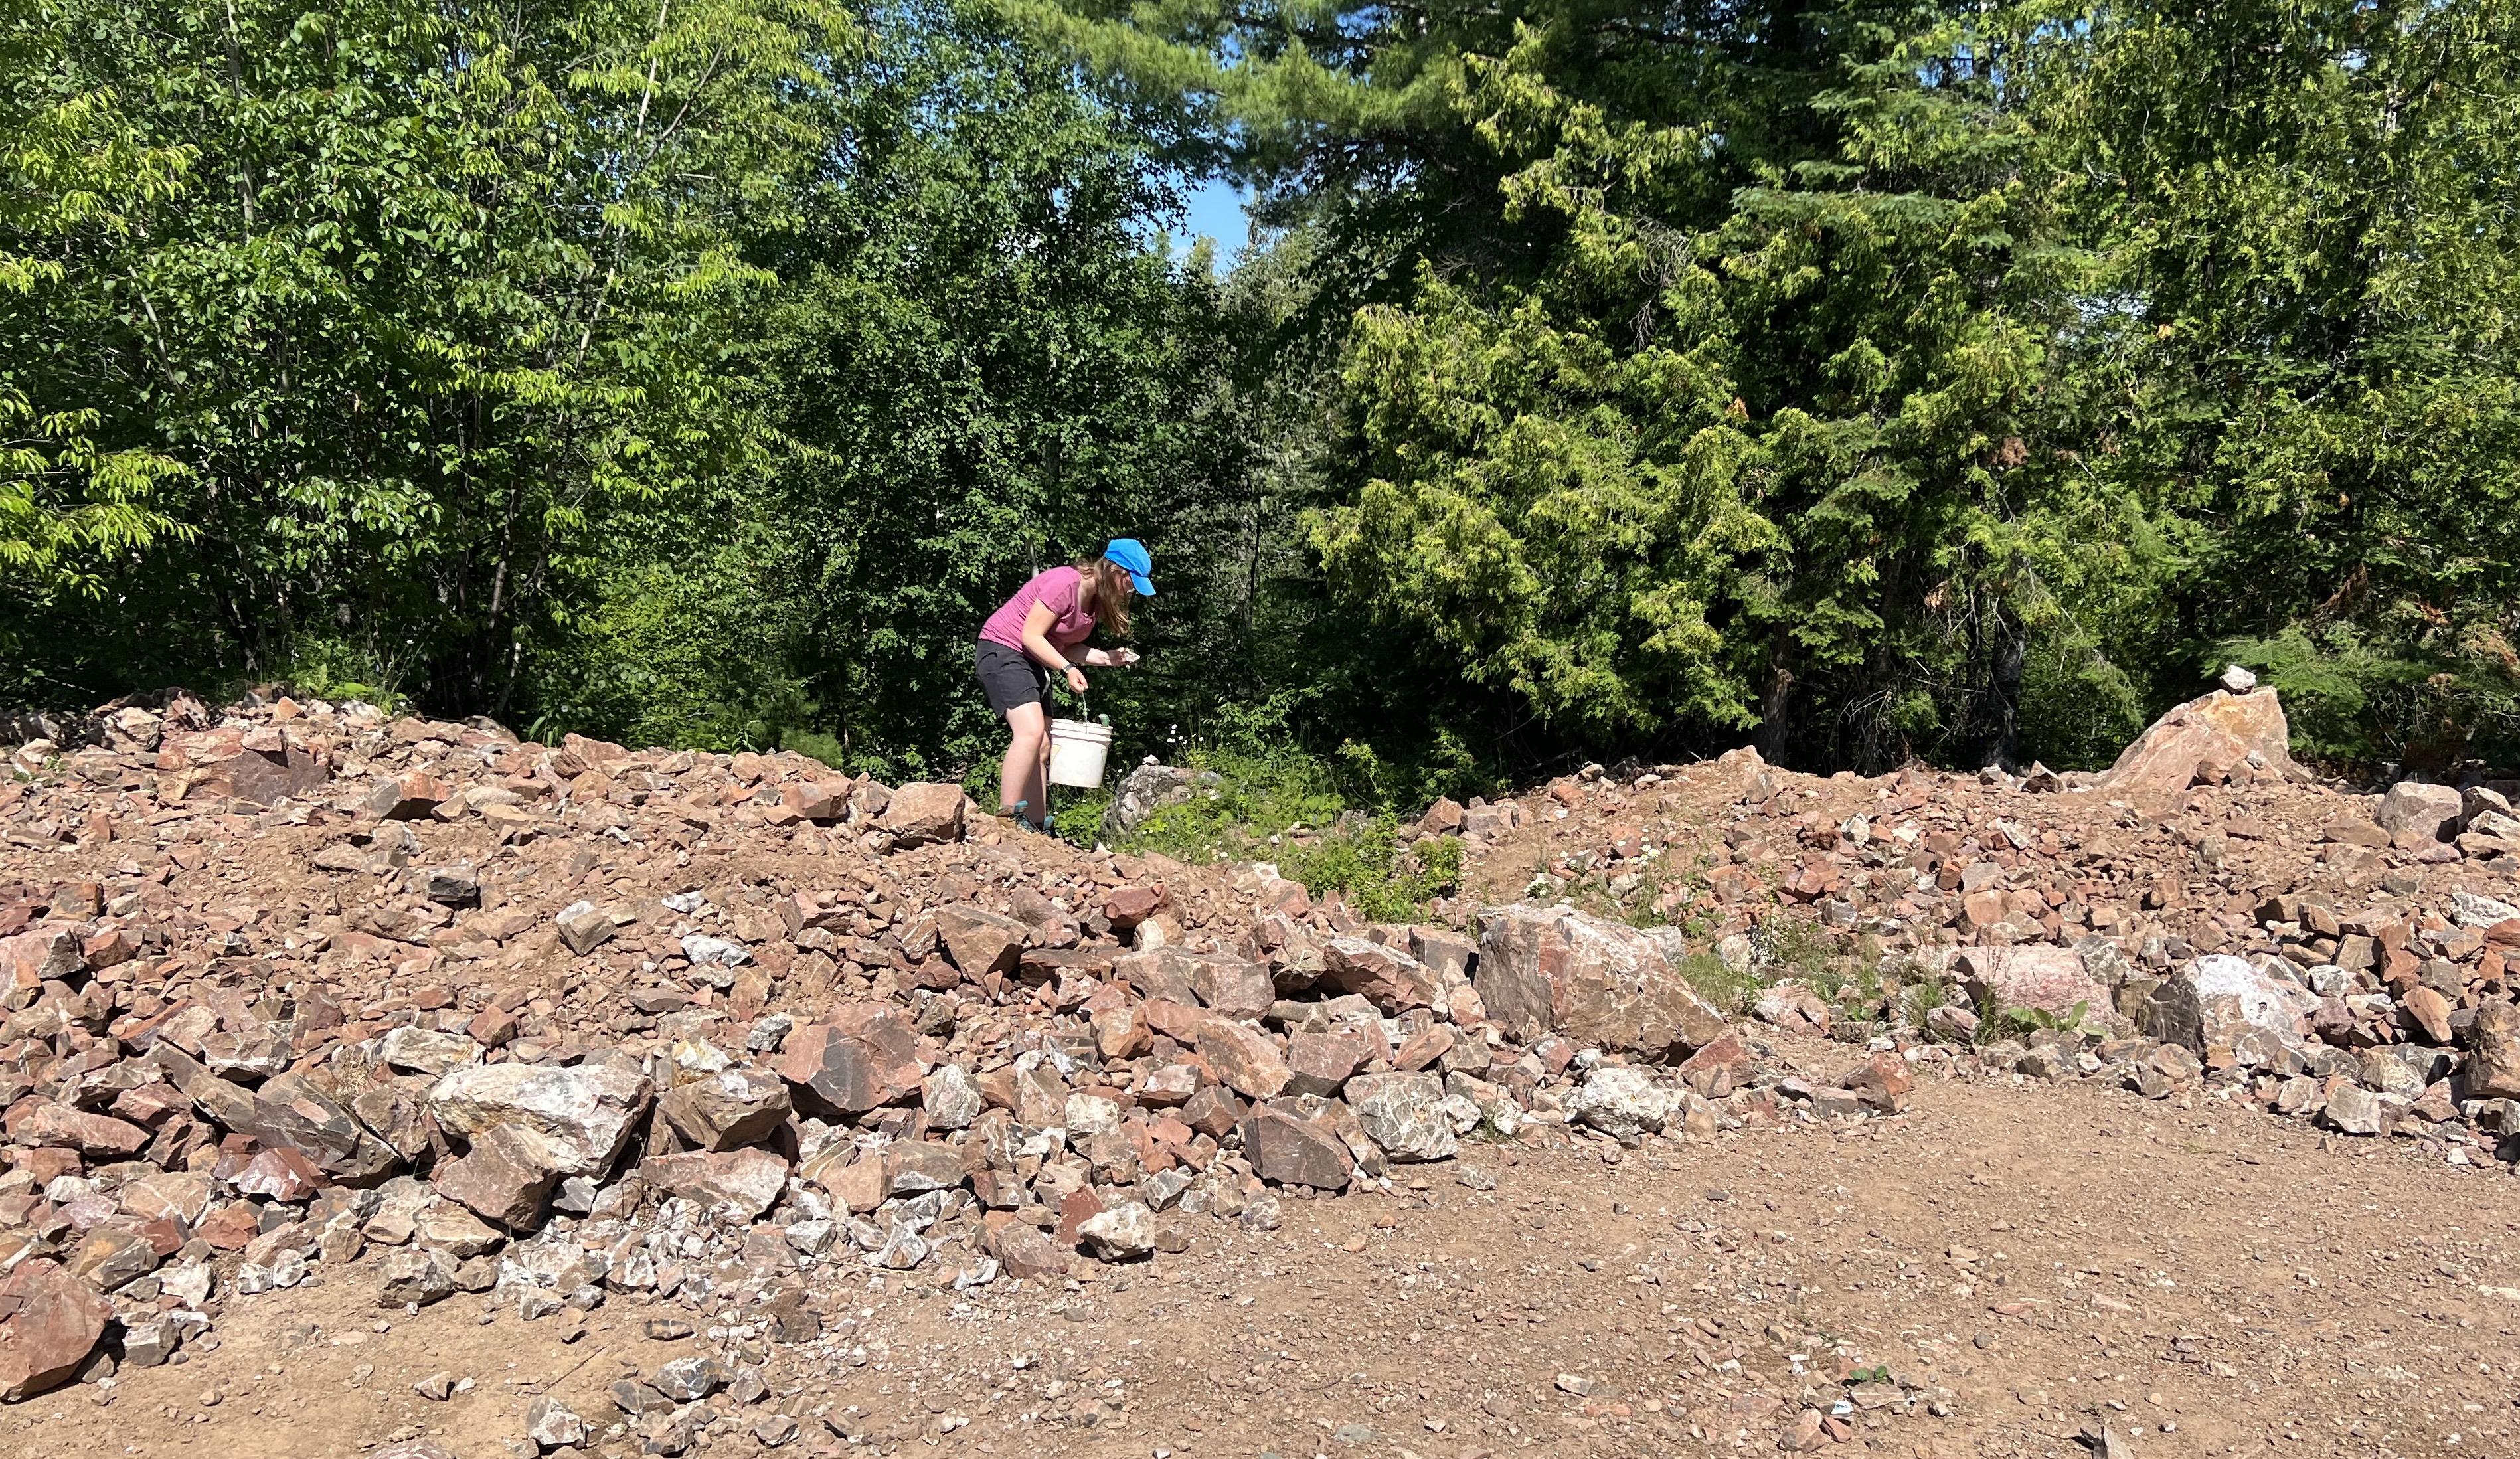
14, 1052, 2509, 1459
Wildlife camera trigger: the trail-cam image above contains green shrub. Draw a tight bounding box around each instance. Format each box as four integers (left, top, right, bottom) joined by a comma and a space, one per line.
1283, 821, 1462, 923
1675, 952, 1762, 1018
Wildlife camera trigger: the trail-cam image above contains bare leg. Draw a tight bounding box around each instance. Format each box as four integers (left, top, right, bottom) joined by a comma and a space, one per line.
1033, 725, 1054, 825
1001, 703, 1049, 826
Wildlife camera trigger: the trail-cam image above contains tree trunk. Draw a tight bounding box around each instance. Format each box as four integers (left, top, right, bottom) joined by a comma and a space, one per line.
1754, 629, 1794, 764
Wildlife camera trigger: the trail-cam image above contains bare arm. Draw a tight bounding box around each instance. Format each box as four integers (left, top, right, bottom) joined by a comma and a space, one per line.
1018, 602, 1076, 668
1021, 602, 1091, 694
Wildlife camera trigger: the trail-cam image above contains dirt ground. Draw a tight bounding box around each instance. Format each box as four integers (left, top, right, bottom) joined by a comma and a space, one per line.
14, 1045, 2511, 1459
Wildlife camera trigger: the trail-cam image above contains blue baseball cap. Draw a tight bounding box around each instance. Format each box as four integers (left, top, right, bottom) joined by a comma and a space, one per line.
1104, 539, 1155, 596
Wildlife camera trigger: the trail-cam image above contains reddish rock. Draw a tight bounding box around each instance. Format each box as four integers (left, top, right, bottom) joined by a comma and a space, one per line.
1839, 1053, 1915, 1114
876, 784, 966, 849
80, 927, 139, 970
6, 1103, 147, 1158
1180, 1086, 1245, 1141
934, 906, 1026, 978
12, 1148, 80, 1185
1752, 982, 1832, 1037
1283, 1031, 1370, 1097
1189, 956, 1275, 1020
774, 1007, 922, 1118
1238, 1105, 1352, 1191
1475, 903, 1725, 1059
232, 1145, 327, 1202
2099, 687, 2295, 793
1137, 1064, 1199, 1107
1056, 1187, 1106, 1247
2401, 986, 2454, 1045
194, 1204, 260, 1250
1103, 885, 1167, 931
778, 780, 849, 823
366, 771, 454, 820
1319, 938, 1440, 1011
1958, 891, 2007, 932
1192, 1019, 1292, 1100
1092, 1005, 1151, 1061
1391, 1026, 1454, 1073
431, 1124, 555, 1228
159, 729, 331, 805
0, 1260, 113, 1400
465, 1005, 519, 1049
1952, 945, 2104, 1021
0, 926, 84, 991
991, 1221, 1068, 1281
1139, 998, 1207, 1043
658, 1067, 793, 1152
1678, 1029, 1757, 1089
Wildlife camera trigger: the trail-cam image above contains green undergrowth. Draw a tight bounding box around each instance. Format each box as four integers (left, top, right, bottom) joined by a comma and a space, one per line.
1658, 907, 2108, 1051
1675, 952, 1762, 1017
1037, 744, 1466, 922
1284, 826, 1463, 923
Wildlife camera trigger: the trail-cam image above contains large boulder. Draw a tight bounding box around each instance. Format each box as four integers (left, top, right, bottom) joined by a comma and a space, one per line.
1952, 946, 2105, 1021
0, 1260, 113, 1400
774, 1007, 923, 1118
1345, 1072, 1457, 1161
2099, 687, 2296, 793
876, 784, 966, 848
1473, 904, 1726, 1059
426, 1058, 653, 1176
659, 1067, 794, 1152
159, 727, 332, 804
2464, 1001, 2520, 1102
1566, 1065, 1683, 1141
2145, 956, 2318, 1064
2373, 781, 2464, 844
1318, 938, 1441, 1012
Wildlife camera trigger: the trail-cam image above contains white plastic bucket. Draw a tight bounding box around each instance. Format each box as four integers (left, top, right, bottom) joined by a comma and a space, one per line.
1047, 718, 1113, 788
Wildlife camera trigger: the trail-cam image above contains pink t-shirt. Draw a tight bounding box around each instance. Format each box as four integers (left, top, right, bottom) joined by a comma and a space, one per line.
979, 566, 1094, 655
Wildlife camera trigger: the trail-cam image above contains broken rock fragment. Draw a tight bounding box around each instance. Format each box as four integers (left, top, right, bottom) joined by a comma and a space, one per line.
774, 1008, 922, 1118
1238, 1104, 1351, 1190
639, 1148, 790, 1220
1193, 1016, 1294, 1100
0, 1260, 113, 1401
659, 1067, 794, 1152
1475, 903, 1724, 1059
1076, 1201, 1157, 1260
877, 783, 966, 849
1345, 1071, 1457, 1161
427, 1059, 653, 1176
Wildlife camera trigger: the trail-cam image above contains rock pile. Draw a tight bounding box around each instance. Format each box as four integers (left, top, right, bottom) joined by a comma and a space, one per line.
1477, 701, 2520, 1169
0, 693, 1900, 1405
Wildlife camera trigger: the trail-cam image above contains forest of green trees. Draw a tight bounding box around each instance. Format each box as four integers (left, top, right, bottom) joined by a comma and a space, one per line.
6, 0, 2517, 800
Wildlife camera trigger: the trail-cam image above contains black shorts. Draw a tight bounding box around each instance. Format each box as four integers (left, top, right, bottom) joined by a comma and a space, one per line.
975, 640, 1052, 714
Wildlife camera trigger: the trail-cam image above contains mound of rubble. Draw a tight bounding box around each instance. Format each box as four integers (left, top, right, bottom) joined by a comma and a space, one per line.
0, 693, 1916, 1413
1437, 687, 2520, 1169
